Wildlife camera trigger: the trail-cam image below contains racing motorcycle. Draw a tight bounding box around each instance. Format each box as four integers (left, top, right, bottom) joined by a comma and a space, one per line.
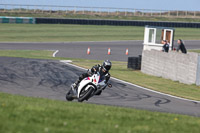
66, 72, 112, 102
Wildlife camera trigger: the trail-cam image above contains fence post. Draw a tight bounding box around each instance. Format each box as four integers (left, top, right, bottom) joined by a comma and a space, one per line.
34, 6, 36, 13
4, 5, 6, 12
82, 8, 85, 14
125, 10, 127, 16
91, 7, 93, 15
142, 9, 144, 16
26, 6, 29, 12
12, 5, 14, 12
50, 6, 52, 14
168, 10, 170, 17
42, 6, 44, 14
99, 8, 101, 15
194, 11, 196, 17
19, 5, 21, 12
160, 11, 161, 17
185, 11, 187, 17
65, 7, 68, 14
134, 9, 136, 16
177, 10, 179, 17
74, 6, 76, 14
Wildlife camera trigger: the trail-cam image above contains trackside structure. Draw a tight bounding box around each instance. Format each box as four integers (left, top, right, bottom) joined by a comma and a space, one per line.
143, 25, 174, 51
141, 26, 200, 86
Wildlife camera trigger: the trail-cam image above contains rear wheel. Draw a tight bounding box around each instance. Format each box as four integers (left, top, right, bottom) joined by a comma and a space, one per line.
78, 87, 94, 102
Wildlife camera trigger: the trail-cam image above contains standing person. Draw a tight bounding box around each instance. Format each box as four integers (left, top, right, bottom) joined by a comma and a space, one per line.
162, 40, 169, 53
177, 39, 187, 54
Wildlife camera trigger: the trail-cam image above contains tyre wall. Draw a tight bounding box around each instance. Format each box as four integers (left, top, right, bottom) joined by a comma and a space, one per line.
36, 18, 200, 28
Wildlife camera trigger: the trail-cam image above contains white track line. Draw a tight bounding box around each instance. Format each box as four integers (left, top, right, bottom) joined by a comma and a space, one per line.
52, 50, 59, 57
60, 60, 200, 103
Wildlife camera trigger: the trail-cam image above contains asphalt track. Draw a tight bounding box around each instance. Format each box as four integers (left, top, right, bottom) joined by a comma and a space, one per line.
0, 57, 200, 117
0, 40, 200, 61
0, 41, 200, 117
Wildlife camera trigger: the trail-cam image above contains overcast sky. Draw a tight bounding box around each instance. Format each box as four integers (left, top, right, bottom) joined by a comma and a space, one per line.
1, 0, 200, 11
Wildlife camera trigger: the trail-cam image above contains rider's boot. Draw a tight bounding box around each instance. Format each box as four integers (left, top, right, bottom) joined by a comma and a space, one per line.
71, 83, 78, 94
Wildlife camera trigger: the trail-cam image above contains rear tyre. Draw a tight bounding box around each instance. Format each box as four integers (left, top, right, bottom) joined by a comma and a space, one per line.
66, 89, 74, 101
78, 87, 94, 102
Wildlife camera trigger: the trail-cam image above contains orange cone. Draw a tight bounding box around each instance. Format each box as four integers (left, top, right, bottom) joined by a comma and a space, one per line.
125, 48, 128, 55
87, 47, 90, 55
108, 48, 111, 55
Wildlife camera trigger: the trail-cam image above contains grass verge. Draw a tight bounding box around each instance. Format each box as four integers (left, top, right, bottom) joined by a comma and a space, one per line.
1, 92, 200, 133
0, 50, 200, 101
1, 23, 200, 42
189, 49, 200, 53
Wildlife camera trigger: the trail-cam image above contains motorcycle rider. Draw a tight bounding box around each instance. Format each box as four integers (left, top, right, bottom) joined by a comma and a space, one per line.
71, 60, 112, 94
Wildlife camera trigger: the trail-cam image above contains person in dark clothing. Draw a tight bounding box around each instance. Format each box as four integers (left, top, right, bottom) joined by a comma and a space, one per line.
71, 60, 112, 92
162, 40, 169, 53
177, 39, 187, 54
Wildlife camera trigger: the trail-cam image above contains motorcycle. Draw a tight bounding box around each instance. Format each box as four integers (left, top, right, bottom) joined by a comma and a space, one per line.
66, 72, 112, 102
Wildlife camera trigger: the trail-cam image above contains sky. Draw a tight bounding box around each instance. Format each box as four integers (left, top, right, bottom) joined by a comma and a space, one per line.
1, 0, 200, 11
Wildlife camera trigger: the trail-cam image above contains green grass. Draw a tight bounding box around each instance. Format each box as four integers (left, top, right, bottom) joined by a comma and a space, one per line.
0, 24, 144, 42
0, 50, 54, 59
1, 92, 200, 133
189, 49, 200, 53
0, 50, 200, 101
1, 23, 200, 42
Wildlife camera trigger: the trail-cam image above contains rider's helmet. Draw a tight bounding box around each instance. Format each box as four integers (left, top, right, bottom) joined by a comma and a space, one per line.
102, 60, 112, 71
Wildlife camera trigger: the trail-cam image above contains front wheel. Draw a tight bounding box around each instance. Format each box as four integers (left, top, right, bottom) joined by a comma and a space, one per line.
66, 89, 75, 101
78, 87, 94, 102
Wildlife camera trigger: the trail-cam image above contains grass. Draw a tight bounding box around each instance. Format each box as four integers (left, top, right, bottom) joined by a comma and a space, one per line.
0, 50, 200, 101
2, 12, 200, 22
189, 49, 200, 53
1, 23, 200, 42
1, 92, 200, 133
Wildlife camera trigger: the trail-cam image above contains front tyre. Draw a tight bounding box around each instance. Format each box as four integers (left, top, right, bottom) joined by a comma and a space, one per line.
66, 89, 74, 101
78, 87, 94, 102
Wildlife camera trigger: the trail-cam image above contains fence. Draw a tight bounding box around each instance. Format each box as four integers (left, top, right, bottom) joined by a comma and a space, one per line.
0, 4, 200, 18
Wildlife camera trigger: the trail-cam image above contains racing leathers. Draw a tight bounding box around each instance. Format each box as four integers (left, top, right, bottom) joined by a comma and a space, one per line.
74, 64, 111, 89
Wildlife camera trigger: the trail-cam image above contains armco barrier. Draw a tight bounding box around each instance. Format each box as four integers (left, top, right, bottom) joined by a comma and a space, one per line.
0, 16, 35, 24
35, 18, 200, 28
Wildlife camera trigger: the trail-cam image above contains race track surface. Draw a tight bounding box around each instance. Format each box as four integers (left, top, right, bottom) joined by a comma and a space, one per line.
0, 57, 200, 117
0, 40, 200, 61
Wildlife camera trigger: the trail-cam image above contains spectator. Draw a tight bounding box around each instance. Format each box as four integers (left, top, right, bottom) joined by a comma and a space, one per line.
162, 40, 169, 53
177, 39, 187, 54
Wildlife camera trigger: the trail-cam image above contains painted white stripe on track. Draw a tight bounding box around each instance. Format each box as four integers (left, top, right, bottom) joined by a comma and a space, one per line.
53, 50, 59, 57
60, 60, 200, 103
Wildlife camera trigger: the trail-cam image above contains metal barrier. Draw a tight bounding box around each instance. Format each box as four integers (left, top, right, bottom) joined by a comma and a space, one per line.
0, 16, 35, 24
